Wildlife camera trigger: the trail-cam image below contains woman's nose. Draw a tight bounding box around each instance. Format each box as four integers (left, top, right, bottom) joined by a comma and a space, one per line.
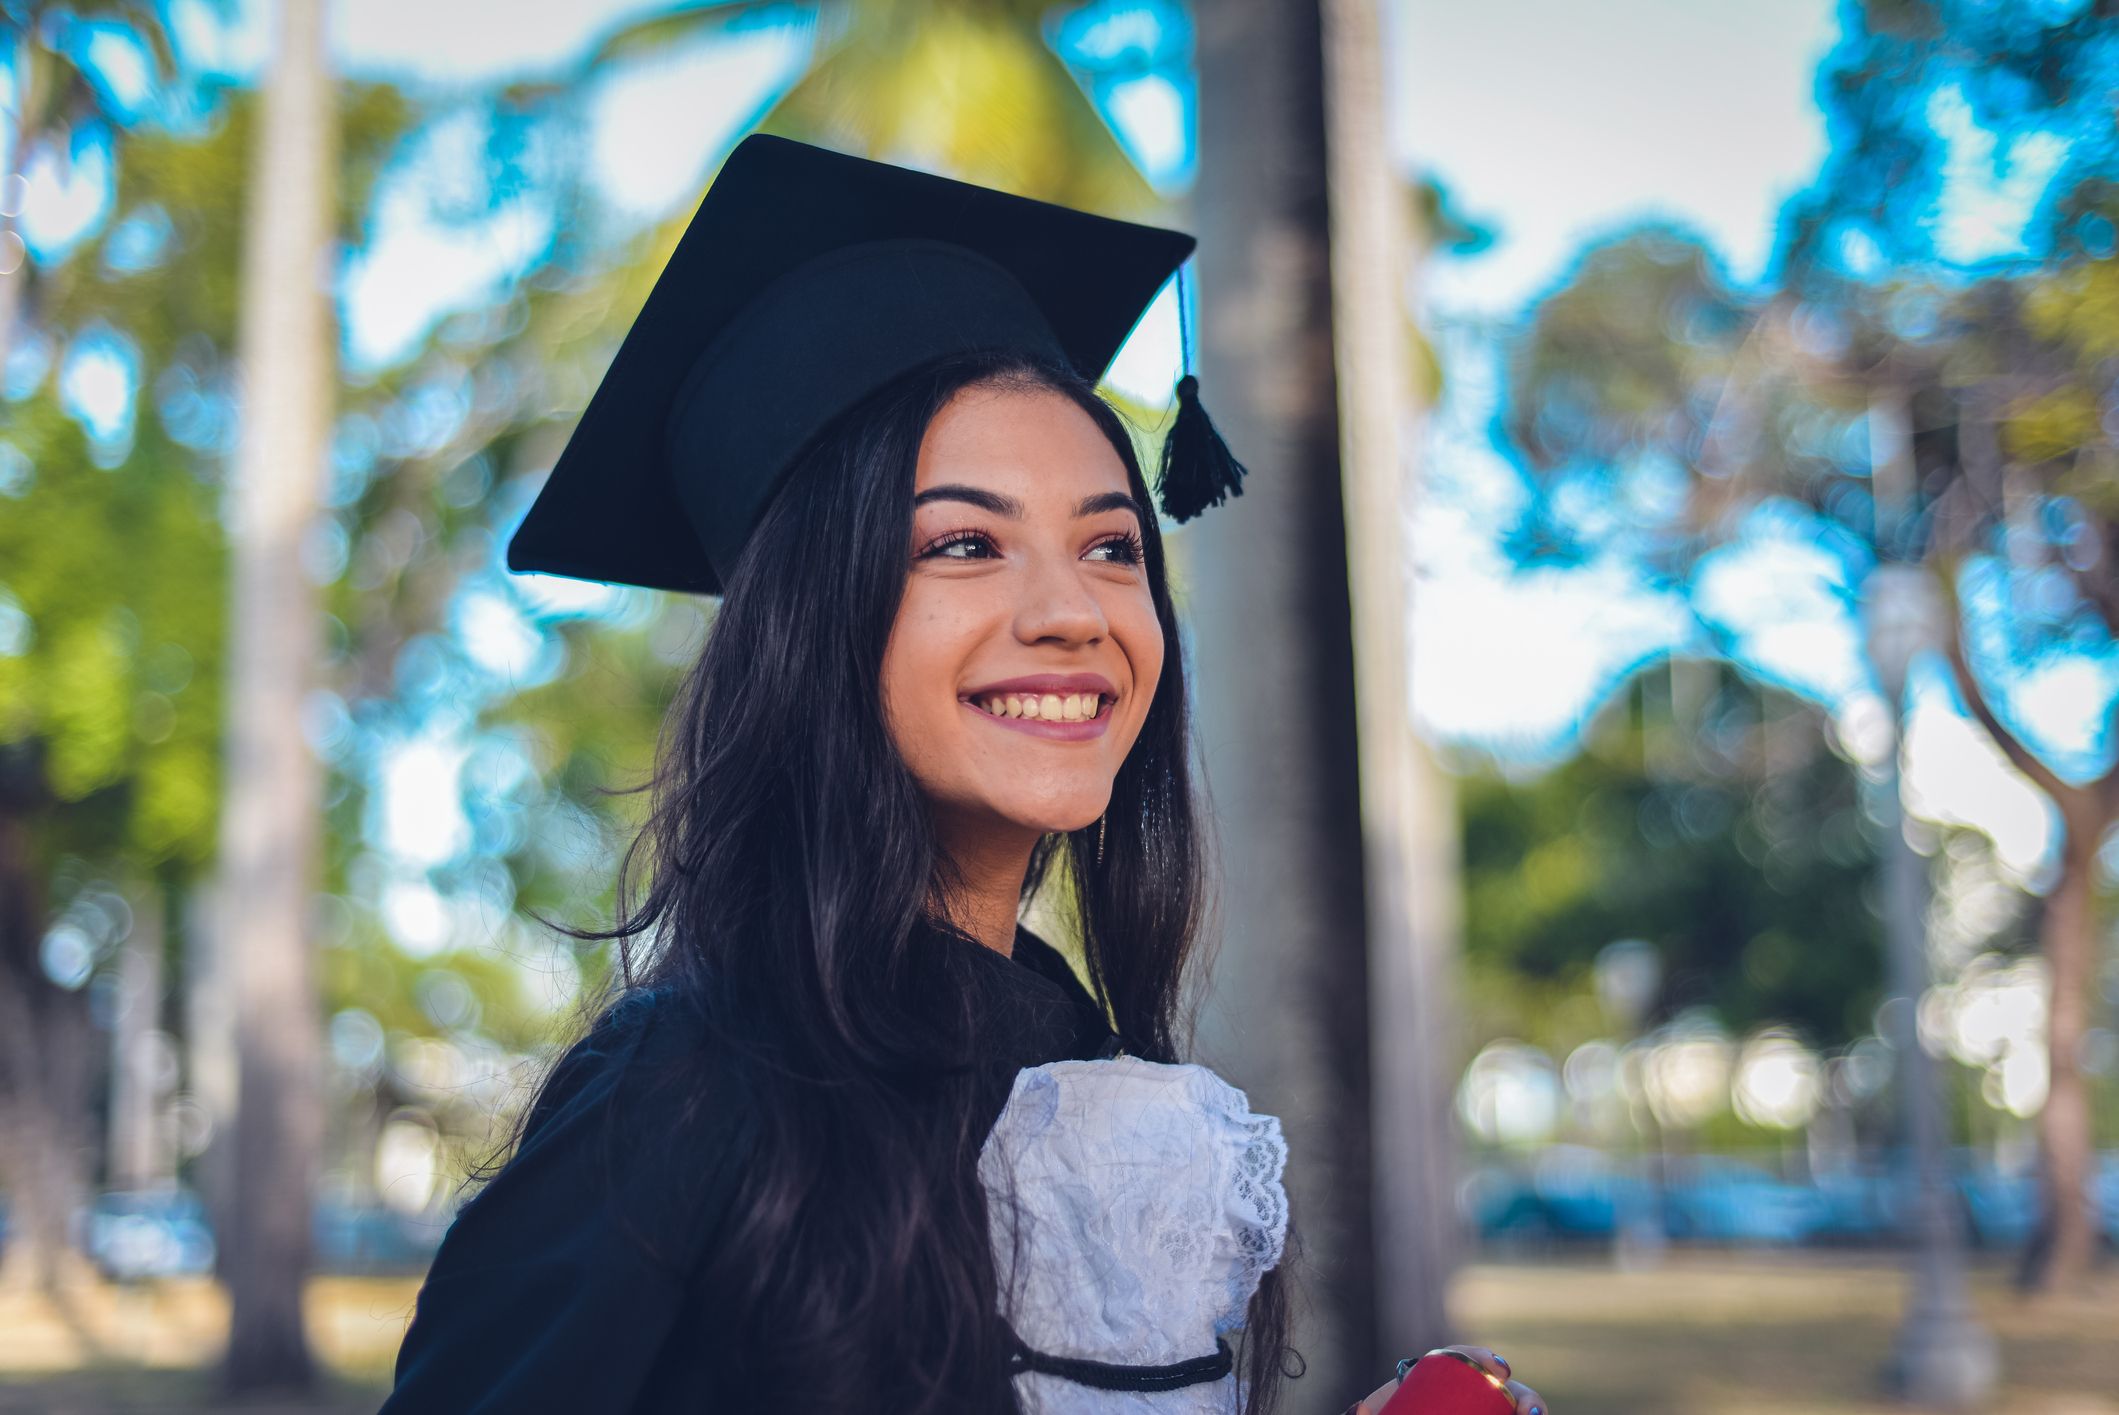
1013, 554, 1108, 645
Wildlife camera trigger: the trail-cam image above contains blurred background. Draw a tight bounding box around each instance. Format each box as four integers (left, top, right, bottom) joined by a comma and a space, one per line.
1, 0, 2115, 1411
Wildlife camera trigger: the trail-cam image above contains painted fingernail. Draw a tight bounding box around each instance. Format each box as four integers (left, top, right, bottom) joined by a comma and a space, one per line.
1529, 1405, 1543, 1415
1494, 1352, 1511, 1374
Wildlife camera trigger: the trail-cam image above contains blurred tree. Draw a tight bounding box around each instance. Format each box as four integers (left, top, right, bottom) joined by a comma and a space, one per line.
1458, 663, 1884, 1049
0, 9, 416, 1294
1502, 0, 2119, 1292
211, 0, 336, 1390
1764, 0, 2119, 1294
0, 2, 177, 374
0, 0, 190, 1293
514, 0, 1161, 216
0, 395, 225, 1288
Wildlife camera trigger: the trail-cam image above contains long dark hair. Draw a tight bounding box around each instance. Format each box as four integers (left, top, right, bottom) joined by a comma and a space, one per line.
528, 346, 1303, 1413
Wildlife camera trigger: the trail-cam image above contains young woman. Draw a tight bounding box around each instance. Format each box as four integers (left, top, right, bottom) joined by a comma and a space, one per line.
381, 135, 1546, 1415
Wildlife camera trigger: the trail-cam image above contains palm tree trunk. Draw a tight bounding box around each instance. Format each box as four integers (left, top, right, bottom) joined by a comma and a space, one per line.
1187, 0, 1378, 1398
1317, 0, 1463, 1356
215, 0, 335, 1392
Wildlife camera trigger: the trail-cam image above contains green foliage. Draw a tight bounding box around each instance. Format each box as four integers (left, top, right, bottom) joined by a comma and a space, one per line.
0, 396, 225, 872
1507, 226, 1756, 476
2021, 260, 2119, 364
1457, 664, 1886, 1050
2001, 386, 2101, 466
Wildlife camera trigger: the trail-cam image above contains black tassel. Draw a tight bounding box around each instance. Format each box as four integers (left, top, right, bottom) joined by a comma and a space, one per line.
1155, 374, 1248, 523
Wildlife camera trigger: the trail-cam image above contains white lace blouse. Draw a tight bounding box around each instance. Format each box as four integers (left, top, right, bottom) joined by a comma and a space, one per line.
976, 1055, 1291, 1414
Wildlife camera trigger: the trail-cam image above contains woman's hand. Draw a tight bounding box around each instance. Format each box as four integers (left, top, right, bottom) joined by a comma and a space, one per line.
1345, 1345, 1546, 1415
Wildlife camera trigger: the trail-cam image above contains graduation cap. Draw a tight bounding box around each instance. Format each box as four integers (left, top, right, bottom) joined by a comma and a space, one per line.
506, 132, 1248, 597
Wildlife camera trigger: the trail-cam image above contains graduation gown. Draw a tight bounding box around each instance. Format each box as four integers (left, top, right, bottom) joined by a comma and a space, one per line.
380, 923, 1121, 1414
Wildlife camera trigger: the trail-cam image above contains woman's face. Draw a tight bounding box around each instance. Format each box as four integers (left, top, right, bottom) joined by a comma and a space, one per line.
881, 381, 1165, 849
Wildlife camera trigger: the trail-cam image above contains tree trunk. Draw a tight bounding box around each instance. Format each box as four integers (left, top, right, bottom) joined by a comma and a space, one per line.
183, 880, 240, 1249
108, 872, 168, 1192
1931, 396, 2109, 1296
1317, 0, 1462, 1357
0, 782, 96, 1293
1187, 0, 1378, 1400
216, 0, 335, 1393
2021, 801, 2104, 1292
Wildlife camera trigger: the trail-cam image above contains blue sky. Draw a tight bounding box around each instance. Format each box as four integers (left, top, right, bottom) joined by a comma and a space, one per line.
1394, 0, 1837, 314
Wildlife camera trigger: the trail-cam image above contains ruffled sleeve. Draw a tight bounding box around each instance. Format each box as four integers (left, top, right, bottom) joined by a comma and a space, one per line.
976, 1056, 1290, 1412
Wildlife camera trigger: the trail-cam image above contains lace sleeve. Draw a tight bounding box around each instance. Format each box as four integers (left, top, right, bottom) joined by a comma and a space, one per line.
977, 1056, 1292, 1412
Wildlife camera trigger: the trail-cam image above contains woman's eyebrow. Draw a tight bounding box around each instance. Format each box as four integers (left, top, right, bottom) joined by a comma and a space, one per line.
914, 484, 1020, 515
1076, 491, 1145, 521
913, 485, 1144, 522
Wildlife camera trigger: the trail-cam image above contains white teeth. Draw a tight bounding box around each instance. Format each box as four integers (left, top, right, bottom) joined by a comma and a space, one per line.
973, 691, 1109, 721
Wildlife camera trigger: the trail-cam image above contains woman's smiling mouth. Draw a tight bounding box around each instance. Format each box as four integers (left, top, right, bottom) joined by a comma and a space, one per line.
960, 674, 1117, 740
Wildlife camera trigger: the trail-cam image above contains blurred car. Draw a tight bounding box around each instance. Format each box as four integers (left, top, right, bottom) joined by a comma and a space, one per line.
314, 1197, 449, 1274
1805, 1167, 1898, 1244
1461, 1162, 1550, 1238
1956, 1165, 2040, 1249
1534, 1145, 1660, 1238
80, 1189, 217, 1280
1661, 1156, 1830, 1244
1461, 1146, 1658, 1241
2099, 1154, 2119, 1241
1469, 1148, 2119, 1250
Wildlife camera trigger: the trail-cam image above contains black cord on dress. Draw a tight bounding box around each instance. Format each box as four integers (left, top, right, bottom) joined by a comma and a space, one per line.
1003, 1322, 1235, 1393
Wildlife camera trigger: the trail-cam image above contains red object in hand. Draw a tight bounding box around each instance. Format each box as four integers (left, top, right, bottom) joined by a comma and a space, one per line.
1376, 1350, 1516, 1415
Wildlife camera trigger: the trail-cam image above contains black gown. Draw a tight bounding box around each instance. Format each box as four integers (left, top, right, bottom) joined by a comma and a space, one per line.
380, 924, 1121, 1414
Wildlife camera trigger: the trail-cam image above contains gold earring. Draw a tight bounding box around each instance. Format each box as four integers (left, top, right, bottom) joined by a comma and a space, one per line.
1095, 813, 1107, 866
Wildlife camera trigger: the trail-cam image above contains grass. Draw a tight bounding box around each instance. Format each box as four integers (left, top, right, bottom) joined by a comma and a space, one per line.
1451, 1251, 2119, 1415
0, 1254, 2112, 1411
0, 1275, 408, 1411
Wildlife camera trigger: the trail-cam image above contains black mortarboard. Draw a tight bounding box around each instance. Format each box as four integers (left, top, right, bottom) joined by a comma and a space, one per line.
506, 132, 1247, 597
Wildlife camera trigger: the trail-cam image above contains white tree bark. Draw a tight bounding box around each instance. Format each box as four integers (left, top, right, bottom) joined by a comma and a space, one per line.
215, 0, 335, 1391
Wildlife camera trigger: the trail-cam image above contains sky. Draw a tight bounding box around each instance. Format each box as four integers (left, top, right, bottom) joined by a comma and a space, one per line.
1393, 0, 1838, 314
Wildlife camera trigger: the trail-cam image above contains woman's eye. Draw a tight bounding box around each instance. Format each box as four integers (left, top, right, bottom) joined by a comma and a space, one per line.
1088, 531, 1145, 565
921, 530, 996, 560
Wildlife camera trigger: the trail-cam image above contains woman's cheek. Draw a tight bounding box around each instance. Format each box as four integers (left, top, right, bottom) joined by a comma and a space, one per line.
1121, 607, 1166, 739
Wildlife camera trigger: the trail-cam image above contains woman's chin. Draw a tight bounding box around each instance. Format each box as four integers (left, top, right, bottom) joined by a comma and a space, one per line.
983, 799, 1107, 840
